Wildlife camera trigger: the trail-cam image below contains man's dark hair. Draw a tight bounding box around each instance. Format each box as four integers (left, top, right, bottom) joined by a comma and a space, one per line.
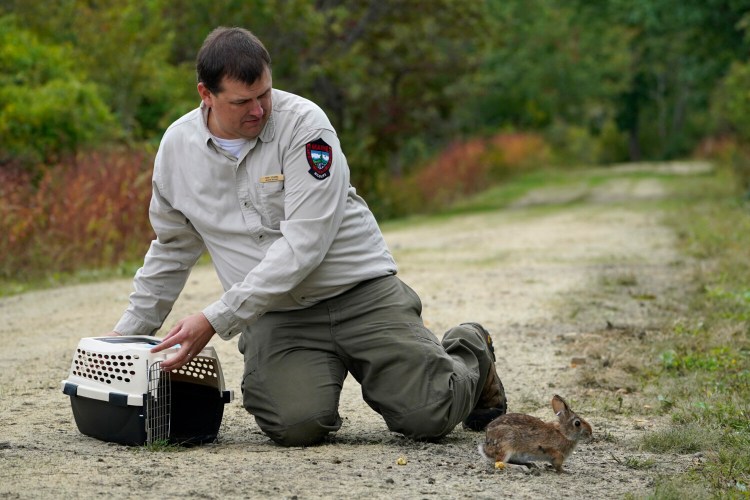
196, 27, 272, 94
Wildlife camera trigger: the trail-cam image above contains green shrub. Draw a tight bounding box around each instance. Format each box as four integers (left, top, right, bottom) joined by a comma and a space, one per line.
0, 16, 117, 166
545, 121, 602, 166
712, 61, 750, 143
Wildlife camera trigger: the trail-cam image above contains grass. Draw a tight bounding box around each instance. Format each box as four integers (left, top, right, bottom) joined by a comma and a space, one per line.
140, 439, 185, 452
623, 456, 658, 470
0, 260, 144, 297
642, 479, 713, 500
0, 253, 213, 297
628, 166, 750, 497
638, 423, 721, 455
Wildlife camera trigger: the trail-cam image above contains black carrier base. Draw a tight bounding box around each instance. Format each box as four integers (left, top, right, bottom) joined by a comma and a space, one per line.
68, 382, 227, 446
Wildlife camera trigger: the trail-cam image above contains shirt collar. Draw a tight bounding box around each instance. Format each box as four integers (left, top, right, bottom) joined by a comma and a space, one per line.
259, 106, 275, 143
200, 101, 213, 147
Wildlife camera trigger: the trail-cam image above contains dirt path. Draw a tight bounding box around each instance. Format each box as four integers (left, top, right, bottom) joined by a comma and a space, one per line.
0, 166, 700, 499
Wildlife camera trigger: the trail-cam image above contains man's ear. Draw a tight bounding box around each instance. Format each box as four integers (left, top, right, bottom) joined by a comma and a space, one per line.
197, 82, 212, 106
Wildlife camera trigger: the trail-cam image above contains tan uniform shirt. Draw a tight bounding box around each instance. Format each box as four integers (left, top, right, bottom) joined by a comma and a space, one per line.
114, 89, 397, 340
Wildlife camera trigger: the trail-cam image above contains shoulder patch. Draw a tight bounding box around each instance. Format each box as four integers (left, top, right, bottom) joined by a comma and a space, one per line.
305, 138, 333, 180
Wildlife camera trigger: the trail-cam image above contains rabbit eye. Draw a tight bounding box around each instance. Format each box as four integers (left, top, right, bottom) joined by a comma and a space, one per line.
574, 420, 581, 427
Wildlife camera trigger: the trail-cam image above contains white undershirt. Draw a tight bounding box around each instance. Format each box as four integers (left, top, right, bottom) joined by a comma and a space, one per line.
212, 135, 247, 157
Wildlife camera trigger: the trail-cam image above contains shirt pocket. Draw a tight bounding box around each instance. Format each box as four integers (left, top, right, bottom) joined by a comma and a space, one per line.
257, 180, 285, 229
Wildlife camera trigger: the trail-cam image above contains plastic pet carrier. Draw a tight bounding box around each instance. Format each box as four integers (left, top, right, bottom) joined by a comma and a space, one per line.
61, 336, 233, 446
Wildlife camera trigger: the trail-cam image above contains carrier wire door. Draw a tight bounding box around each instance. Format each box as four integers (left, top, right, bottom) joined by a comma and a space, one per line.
146, 362, 171, 444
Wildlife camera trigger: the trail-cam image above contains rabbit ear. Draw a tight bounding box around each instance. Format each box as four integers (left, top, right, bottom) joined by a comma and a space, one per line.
551, 394, 570, 417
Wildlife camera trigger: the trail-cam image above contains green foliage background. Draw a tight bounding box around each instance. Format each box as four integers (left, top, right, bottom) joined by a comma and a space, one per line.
4, 0, 750, 174
2, 0, 750, 282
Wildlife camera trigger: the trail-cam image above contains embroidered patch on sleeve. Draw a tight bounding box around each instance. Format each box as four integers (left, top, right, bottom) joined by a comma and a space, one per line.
305, 138, 333, 180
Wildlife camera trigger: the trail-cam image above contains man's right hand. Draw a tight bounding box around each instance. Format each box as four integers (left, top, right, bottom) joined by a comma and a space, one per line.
151, 313, 216, 372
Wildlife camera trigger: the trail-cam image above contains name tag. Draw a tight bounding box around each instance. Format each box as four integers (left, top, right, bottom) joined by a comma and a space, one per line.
260, 174, 284, 183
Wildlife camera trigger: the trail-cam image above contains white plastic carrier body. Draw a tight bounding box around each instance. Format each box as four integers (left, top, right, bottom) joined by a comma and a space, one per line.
61, 336, 232, 406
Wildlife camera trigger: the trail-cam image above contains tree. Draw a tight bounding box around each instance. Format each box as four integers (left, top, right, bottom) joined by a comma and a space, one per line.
256, 0, 492, 207
166, 0, 491, 212
605, 0, 750, 159
4, 0, 197, 141
0, 16, 117, 167
461, 0, 632, 134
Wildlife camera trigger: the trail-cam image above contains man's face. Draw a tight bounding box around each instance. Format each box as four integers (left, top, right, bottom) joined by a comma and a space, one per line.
198, 66, 273, 140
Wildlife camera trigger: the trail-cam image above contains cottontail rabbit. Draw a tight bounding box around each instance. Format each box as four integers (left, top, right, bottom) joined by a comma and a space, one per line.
479, 394, 592, 473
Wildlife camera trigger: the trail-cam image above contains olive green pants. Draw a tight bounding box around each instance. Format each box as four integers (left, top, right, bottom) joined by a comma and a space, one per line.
237, 275, 494, 446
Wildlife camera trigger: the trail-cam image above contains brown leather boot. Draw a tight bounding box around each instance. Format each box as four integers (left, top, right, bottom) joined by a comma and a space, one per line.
461, 323, 508, 431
